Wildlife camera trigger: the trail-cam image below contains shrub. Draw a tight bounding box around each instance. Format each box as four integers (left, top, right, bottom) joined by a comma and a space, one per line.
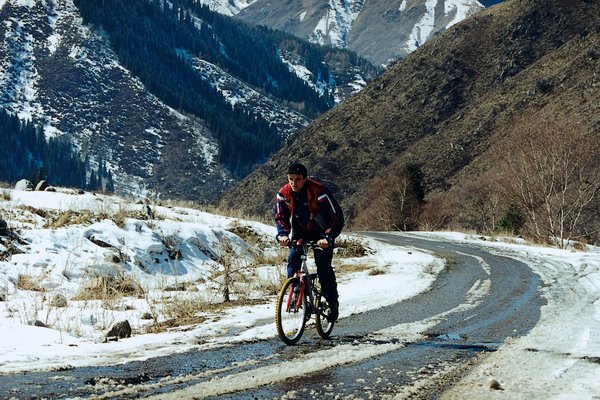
334, 237, 369, 258
497, 203, 525, 234
227, 222, 264, 246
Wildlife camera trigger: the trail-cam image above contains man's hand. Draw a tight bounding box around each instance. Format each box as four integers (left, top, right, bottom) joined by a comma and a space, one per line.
278, 235, 290, 247
317, 238, 330, 249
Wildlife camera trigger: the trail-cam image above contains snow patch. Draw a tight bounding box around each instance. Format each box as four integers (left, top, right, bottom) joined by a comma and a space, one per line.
445, 0, 481, 28
196, 0, 256, 16
405, 0, 437, 52
310, 0, 365, 48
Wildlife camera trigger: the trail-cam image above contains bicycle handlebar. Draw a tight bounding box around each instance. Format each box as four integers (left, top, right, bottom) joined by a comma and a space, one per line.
288, 239, 323, 250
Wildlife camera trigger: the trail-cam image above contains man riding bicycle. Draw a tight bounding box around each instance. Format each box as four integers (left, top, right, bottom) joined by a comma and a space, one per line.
274, 163, 344, 322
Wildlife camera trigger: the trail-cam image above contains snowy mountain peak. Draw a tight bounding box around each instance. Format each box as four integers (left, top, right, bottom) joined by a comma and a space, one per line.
208, 0, 486, 66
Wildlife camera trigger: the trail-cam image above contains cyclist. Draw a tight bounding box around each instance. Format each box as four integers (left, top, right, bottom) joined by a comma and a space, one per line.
274, 163, 344, 322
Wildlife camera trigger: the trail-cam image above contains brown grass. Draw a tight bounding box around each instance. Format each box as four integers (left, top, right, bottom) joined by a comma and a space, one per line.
368, 267, 387, 276
146, 296, 267, 333
227, 222, 264, 246
334, 237, 370, 258
336, 261, 376, 275
44, 210, 94, 228
16, 274, 45, 292
73, 274, 145, 301
0, 189, 10, 201
18, 205, 50, 219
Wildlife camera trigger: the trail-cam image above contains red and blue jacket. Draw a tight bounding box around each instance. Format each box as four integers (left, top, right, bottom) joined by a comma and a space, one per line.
274, 179, 344, 243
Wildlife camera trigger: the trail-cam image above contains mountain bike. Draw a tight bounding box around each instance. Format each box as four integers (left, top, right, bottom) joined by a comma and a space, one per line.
275, 240, 335, 345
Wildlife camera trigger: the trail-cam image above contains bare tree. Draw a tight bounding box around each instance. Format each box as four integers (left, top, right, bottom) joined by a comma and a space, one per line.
456, 170, 502, 234
211, 235, 244, 302
498, 113, 600, 247
355, 166, 422, 231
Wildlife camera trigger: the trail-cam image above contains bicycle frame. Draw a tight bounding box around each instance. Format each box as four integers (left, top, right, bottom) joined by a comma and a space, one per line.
287, 244, 317, 312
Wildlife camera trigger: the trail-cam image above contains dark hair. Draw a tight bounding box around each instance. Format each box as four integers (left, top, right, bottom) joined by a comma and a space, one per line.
287, 163, 308, 177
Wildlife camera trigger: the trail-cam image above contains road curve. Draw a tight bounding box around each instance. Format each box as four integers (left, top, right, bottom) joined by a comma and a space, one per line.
0, 233, 544, 399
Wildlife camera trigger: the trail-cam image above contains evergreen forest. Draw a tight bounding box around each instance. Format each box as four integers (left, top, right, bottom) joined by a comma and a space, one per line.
0, 109, 112, 191
73, 0, 359, 177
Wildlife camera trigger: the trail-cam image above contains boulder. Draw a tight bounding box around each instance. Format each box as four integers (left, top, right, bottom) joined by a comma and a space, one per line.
0, 219, 7, 236
35, 180, 49, 191
15, 179, 33, 191
105, 320, 132, 339
140, 312, 153, 320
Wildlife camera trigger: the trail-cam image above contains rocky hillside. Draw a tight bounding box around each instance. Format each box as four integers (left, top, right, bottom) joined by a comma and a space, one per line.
0, 0, 377, 201
218, 0, 600, 225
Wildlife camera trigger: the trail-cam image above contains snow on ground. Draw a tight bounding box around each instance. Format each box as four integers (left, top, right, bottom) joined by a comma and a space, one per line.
0, 187, 442, 374
404, 232, 600, 400
1, 188, 600, 399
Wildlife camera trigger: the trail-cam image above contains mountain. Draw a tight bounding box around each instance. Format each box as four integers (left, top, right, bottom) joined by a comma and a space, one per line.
218, 0, 600, 228
0, 0, 377, 200
201, 0, 488, 67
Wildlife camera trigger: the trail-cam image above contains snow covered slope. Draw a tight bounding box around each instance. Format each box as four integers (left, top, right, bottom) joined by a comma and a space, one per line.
210, 0, 485, 66
0, 0, 230, 200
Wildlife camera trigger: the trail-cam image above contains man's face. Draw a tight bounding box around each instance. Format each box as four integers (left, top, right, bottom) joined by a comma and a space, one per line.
287, 173, 307, 192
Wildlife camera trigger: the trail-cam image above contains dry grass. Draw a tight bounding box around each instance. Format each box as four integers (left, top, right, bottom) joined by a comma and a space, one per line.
251, 247, 288, 266
44, 210, 94, 228
144, 315, 208, 333
16, 274, 45, 292
73, 274, 145, 301
97, 204, 149, 228
572, 241, 588, 252
146, 296, 267, 333
335, 261, 377, 275
227, 222, 264, 246
202, 204, 271, 225
368, 267, 387, 276
0, 189, 10, 201
39, 205, 152, 229
334, 237, 370, 258
143, 295, 209, 333
18, 205, 50, 219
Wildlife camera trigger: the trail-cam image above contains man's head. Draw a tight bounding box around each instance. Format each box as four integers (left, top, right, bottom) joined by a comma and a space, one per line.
287, 163, 308, 192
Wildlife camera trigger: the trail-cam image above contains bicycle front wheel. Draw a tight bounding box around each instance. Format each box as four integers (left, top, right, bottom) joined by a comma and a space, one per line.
275, 277, 307, 345
315, 291, 334, 339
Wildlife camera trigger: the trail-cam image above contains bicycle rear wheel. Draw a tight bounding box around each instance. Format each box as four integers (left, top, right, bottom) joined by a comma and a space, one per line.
276, 277, 307, 345
315, 290, 334, 339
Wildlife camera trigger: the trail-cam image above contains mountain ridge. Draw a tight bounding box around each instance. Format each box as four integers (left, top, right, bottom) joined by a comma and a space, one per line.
203, 0, 487, 66
217, 0, 600, 229
0, 0, 376, 200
